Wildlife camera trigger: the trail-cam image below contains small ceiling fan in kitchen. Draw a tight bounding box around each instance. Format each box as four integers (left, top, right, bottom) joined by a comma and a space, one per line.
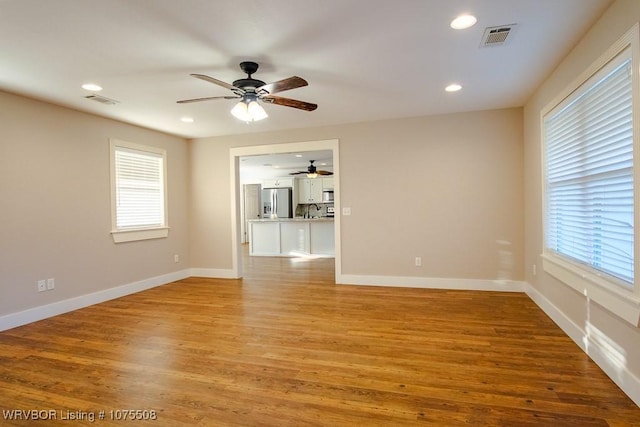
177, 61, 317, 122
289, 160, 333, 178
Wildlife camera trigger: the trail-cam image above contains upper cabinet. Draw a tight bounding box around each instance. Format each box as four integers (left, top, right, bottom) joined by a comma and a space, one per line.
262, 177, 294, 188
298, 178, 323, 203
322, 178, 334, 189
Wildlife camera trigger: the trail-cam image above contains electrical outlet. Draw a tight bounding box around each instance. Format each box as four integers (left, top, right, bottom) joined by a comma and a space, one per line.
174, 254, 180, 263
46, 278, 55, 290
415, 257, 422, 267
37, 280, 46, 292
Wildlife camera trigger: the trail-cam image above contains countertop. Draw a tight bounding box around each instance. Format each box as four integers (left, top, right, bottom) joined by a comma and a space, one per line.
249, 217, 335, 222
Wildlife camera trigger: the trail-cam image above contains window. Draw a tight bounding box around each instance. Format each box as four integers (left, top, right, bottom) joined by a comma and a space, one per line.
110, 139, 168, 243
542, 25, 640, 326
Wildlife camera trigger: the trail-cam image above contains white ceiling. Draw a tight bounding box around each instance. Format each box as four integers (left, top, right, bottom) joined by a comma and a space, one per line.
240, 150, 333, 182
1, 0, 611, 139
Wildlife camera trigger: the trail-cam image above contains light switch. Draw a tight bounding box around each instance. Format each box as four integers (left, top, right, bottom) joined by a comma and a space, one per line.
342, 207, 351, 216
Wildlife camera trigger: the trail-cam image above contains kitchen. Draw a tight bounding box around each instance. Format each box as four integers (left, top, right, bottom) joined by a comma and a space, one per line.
240, 150, 335, 258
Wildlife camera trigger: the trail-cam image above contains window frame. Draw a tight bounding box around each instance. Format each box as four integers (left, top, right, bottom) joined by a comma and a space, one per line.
541, 24, 640, 327
109, 138, 169, 243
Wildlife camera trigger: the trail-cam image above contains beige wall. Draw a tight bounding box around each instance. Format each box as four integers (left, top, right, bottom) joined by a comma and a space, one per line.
190, 108, 524, 281
0, 92, 524, 318
524, 0, 640, 391
0, 90, 189, 316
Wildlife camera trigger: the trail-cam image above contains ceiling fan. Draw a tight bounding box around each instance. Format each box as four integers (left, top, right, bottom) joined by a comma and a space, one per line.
289, 160, 333, 177
177, 61, 317, 121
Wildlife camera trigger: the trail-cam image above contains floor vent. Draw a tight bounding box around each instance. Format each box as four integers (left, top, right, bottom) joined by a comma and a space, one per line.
84, 94, 120, 105
480, 24, 517, 47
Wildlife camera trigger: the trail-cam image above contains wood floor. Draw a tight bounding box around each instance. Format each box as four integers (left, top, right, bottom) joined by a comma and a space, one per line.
1, 251, 639, 426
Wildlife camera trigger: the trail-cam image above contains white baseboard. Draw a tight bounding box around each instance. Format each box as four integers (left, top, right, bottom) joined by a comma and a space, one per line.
189, 268, 239, 279
0, 269, 191, 332
338, 274, 525, 292
525, 282, 640, 408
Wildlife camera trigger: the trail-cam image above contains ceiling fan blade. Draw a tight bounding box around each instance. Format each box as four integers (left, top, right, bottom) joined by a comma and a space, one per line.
257, 76, 308, 95
317, 170, 333, 175
190, 73, 243, 93
177, 95, 240, 104
262, 95, 317, 111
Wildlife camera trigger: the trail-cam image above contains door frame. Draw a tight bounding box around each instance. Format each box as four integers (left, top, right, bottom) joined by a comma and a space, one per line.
229, 139, 341, 281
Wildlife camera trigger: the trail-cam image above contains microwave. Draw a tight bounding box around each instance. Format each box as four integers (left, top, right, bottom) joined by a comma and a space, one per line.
322, 189, 334, 202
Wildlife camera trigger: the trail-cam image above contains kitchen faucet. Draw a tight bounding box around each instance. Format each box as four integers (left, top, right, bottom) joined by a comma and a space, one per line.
310, 204, 320, 217
306, 204, 320, 218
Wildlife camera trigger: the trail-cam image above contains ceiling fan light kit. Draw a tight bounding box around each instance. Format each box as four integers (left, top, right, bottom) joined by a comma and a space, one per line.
178, 61, 317, 122
290, 160, 332, 178
230, 97, 268, 122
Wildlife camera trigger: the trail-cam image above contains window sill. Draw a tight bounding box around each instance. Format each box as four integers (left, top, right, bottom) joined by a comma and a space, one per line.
111, 227, 169, 243
541, 253, 640, 327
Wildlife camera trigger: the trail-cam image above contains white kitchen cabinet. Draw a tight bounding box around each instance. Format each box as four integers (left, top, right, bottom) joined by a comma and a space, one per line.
298, 179, 309, 202
310, 221, 335, 256
298, 178, 323, 203
249, 219, 334, 257
322, 178, 334, 189
263, 177, 294, 188
249, 221, 280, 255
280, 222, 310, 255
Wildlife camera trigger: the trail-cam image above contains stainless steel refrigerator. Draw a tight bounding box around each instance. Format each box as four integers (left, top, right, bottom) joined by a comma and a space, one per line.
262, 187, 293, 219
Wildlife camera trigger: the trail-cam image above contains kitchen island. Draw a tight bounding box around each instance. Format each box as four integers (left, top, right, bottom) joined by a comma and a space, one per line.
248, 218, 335, 257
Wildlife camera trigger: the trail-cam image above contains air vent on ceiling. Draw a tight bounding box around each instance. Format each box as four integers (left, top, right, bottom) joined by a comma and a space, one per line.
84, 94, 119, 105
480, 24, 517, 47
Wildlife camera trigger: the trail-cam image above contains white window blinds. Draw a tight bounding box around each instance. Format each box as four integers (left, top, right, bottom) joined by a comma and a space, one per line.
113, 145, 166, 230
544, 48, 634, 286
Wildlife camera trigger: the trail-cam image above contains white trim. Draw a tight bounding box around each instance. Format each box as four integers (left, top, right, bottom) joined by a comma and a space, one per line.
189, 268, 239, 279
338, 274, 525, 292
540, 24, 640, 324
541, 24, 639, 118
0, 269, 190, 332
109, 138, 169, 244
542, 254, 640, 326
111, 227, 169, 243
525, 282, 640, 408
230, 154, 242, 278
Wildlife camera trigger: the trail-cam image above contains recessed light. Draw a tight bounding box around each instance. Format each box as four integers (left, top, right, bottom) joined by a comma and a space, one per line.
180, 117, 194, 123
81, 83, 103, 91
451, 14, 477, 30
445, 83, 462, 92
295, 154, 303, 158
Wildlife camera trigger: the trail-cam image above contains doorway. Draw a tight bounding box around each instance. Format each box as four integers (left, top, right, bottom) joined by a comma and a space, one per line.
229, 139, 341, 282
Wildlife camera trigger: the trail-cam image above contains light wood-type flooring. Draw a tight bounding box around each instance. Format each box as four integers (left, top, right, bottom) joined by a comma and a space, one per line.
1, 249, 639, 426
